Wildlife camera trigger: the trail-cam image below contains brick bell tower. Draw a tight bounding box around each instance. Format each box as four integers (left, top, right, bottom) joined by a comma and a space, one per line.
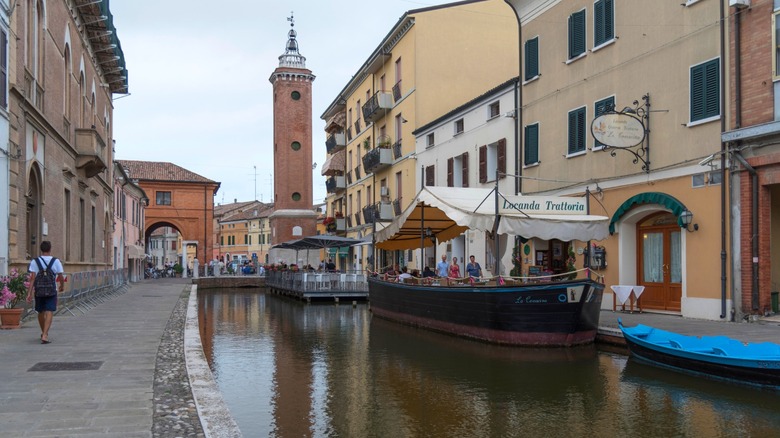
268, 13, 317, 257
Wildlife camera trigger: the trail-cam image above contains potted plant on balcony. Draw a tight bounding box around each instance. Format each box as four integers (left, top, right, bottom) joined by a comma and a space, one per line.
0, 268, 31, 329
377, 138, 391, 149
363, 138, 371, 150
323, 216, 337, 233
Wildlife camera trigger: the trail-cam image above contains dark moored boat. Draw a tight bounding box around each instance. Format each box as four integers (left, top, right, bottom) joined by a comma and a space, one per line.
619, 320, 780, 388
369, 277, 604, 347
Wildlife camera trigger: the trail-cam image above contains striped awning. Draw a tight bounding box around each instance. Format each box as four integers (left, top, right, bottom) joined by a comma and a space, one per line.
321, 149, 345, 176
127, 245, 145, 259
325, 112, 346, 133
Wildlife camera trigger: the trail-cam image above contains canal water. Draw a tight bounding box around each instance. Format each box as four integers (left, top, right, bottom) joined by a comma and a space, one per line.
198, 289, 780, 437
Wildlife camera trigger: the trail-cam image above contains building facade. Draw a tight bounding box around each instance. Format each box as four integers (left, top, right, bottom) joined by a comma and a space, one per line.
0, 0, 10, 275
7, 0, 127, 275
505, 0, 728, 320
112, 162, 147, 281
320, 0, 519, 273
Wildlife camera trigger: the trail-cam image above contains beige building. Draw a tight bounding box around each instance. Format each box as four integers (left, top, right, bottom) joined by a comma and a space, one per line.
505, 0, 727, 319
7, 1, 127, 275
320, 0, 519, 272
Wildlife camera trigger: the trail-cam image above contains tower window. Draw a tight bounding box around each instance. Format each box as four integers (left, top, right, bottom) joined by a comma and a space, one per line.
291, 141, 301, 151
291, 91, 301, 100
292, 192, 301, 201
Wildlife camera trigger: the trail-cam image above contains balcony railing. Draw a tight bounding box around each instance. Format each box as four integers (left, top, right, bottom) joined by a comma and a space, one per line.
354, 165, 362, 180
362, 205, 377, 224
354, 212, 362, 226
392, 139, 402, 159
325, 132, 346, 154
362, 91, 394, 124
376, 201, 395, 221
325, 175, 346, 193
392, 80, 402, 102
346, 171, 353, 185
393, 198, 403, 216
362, 146, 393, 174
336, 217, 346, 232
354, 119, 362, 134
346, 126, 353, 142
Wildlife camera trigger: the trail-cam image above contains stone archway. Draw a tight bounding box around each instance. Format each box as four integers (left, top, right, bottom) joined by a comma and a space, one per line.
26, 163, 43, 258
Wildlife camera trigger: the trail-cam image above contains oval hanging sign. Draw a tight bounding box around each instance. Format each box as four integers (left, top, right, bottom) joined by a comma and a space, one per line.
591, 113, 645, 148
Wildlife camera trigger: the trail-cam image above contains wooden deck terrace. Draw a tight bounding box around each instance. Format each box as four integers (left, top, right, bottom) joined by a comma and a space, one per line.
264, 271, 369, 302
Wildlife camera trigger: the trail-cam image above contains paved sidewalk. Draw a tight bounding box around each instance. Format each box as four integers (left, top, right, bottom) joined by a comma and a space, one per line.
0, 278, 199, 438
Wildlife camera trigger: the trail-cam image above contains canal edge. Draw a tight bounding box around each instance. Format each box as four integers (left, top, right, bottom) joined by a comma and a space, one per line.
184, 284, 243, 438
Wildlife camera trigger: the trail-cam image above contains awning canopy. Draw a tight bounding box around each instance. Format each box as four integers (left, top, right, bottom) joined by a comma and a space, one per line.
271, 235, 364, 251
375, 186, 609, 250
127, 244, 145, 259
321, 149, 345, 176
325, 112, 346, 133
609, 192, 688, 234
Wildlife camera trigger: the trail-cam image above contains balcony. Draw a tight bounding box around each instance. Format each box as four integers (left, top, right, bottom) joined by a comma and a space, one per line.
346, 170, 353, 185
354, 119, 362, 134
362, 146, 393, 174
392, 80, 402, 102
393, 198, 403, 216
392, 139, 403, 159
346, 126, 353, 142
377, 201, 395, 221
362, 91, 394, 124
325, 132, 346, 154
354, 212, 362, 226
74, 128, 107, 178
336, 217, 346, 232
362, 205, 377, 224
354, 164, 362, 180
325, 175, 346, 193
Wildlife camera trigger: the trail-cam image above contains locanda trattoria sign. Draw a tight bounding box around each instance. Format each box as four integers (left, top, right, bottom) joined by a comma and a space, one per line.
501, 196, 586, 215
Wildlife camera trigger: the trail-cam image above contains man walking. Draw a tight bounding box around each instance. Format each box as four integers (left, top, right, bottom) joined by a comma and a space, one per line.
436, 254, 449, 277
26, 241, 65, 344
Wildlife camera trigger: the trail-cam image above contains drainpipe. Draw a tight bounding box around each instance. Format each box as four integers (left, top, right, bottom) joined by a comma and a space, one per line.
733, 153, 759, 312
719, 0, 729, 319
505, 0, 522, 195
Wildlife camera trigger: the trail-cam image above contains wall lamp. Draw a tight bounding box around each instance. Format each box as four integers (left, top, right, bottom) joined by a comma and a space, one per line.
680, 209, 698, 232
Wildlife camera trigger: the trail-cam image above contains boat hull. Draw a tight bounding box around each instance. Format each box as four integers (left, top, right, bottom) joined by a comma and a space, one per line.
620, 323, 780, 388
368, 278, 604, 347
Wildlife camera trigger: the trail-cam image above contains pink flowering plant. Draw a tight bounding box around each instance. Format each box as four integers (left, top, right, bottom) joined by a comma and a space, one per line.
0, 268, 31, 309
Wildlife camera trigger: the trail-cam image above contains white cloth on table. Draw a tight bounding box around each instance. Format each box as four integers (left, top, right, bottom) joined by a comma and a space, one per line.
611, 285, 635, 305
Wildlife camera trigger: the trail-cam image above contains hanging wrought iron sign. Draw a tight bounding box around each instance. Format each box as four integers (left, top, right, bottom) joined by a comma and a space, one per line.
591, 113, 645, 148
591, 93, 653, 173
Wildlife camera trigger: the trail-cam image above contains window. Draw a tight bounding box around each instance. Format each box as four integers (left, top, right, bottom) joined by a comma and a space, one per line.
64, 189, 71, 260
447, 152, 469, 187
690, 58, 720, 123
425, 165, 435, 186
426, 133, 435, 148
454, 118, 464, 135
79, 198, 85, 261
156, 191, 172, 205
524, 124, 539, 165
524, 36, 539, 81
291, 90, 300, 100
291, 141, 301, 151
488, 101, 500, 118
568, 9, 586, 60
594, 96, 614, 149
568, 107, 586, 155
0, 29, 7, 109
393, 57, 403, 101
91, 206, 96, 260
594, 0, 614, 48
479, 139, 507, 183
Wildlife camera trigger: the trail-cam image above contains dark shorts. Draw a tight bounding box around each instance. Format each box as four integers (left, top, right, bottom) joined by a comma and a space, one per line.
35, 295, 57, 313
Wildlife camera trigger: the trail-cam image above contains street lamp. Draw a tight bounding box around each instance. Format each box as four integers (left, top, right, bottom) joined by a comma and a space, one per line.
680, 209, 698, 232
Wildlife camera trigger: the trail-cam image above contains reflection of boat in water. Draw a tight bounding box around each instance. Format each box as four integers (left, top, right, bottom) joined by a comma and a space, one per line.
370, 186, 609, 347
369, 315, 603, 401
619, 320, 780, 389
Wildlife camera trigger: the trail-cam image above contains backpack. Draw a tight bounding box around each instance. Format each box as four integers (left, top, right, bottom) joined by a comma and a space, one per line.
33, 257, 58, 298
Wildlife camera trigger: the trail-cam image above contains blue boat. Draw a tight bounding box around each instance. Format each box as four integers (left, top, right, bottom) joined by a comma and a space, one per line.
618, 319, 780, 388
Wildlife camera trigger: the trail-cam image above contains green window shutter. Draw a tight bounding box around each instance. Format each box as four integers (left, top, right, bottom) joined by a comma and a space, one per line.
525, 37, 539, 81
524, 124, 539, 165
568, 10, 586, 59
594, 0, 614, 47
594, 96, 614, 148
568, 108, 586, 154
690, 58, 720, 122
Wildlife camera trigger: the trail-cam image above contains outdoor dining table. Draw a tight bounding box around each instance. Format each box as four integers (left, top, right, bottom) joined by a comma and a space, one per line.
610, 285, 645, 313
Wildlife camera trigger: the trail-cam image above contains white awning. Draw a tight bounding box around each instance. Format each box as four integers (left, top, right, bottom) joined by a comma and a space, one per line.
127, 244, 145, 259
375, 186, 609, 250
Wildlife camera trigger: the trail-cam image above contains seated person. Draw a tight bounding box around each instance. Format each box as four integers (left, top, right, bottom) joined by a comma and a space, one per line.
411, 269, 421, 278
397, 266, 413, 282
422, 266, 435, 278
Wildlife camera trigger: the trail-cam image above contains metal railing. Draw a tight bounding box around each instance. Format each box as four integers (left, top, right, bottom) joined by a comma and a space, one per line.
265, 270, 368, 293
54, 268, 129, 316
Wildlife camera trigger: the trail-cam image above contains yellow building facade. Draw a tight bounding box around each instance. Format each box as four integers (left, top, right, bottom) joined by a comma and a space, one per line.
321, 0, 519, 272
506, 0, 728, 320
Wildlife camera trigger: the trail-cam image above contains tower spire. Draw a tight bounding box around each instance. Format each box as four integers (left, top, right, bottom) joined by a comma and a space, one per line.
279, 11, 306, 69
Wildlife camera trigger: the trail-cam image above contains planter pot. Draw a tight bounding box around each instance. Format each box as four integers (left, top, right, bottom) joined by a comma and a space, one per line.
0, 308, 24, 329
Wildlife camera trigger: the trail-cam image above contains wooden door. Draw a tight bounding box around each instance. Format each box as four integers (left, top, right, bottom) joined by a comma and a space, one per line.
637, 213, 682, 312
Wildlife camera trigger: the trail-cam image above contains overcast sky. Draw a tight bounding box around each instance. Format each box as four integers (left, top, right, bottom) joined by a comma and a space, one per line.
110, 0, 452, 207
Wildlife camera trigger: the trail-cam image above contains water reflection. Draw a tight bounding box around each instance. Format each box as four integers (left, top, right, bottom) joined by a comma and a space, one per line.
199, 289, 780, 437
